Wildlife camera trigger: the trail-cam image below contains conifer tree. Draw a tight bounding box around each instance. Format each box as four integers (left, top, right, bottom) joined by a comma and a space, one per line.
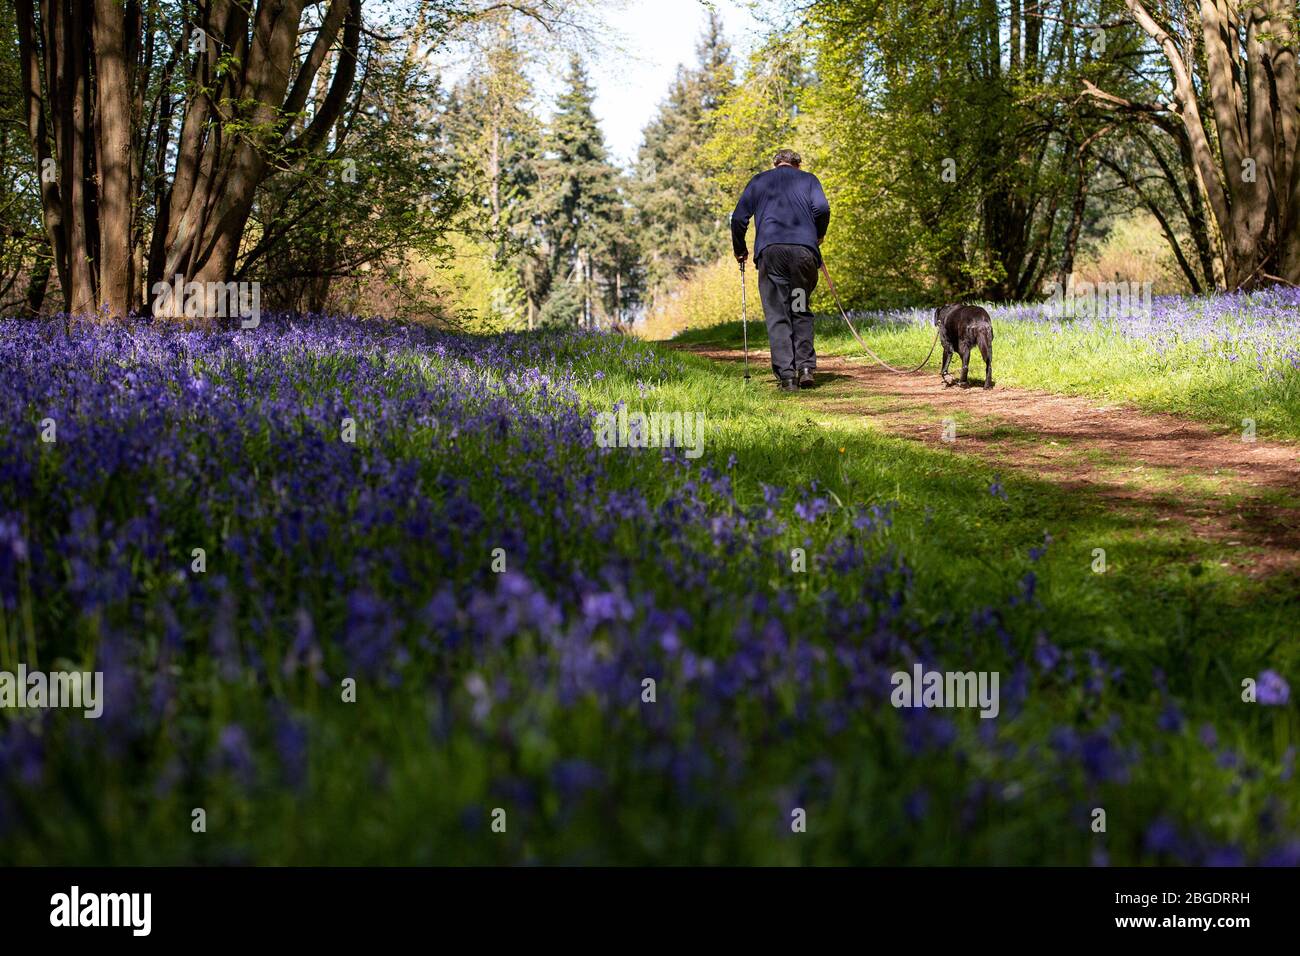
443, 28, 542, 327
632, 12, 735, 296
535, 55, 627, 327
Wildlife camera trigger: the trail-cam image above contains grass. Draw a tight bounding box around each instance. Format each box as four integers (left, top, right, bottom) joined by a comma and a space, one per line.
597, 350, 1299, 865
0, 317, 1296, 865
671, 300, 1300, 442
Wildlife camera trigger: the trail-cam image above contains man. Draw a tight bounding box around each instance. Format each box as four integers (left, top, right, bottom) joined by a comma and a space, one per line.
730, 148, 831, 391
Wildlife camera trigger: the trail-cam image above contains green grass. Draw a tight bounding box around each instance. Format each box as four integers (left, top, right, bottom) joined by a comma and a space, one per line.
278, 345, 1293, 863
576, 347, 1299, 863
5, 320, 1296, 865
591, 347, 1297, 649
672, 310, 1300, 442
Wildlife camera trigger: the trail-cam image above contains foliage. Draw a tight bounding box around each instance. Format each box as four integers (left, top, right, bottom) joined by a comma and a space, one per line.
533, 56, 630, 327
698, 31, 806, 205
0, 9, 44, 316
537, 277, 586, 327
640, 255, 750, 340
420, 232, 527, 332
245, 31, 464, 315
0, 311, 1295, 863
630, 12, 736, 297
441, 27, 545, 324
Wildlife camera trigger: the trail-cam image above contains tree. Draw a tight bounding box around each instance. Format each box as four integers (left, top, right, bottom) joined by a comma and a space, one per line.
631, 11, 735, 295
1086, 1, 1299, 288
700, 31, 805, 205
789, 0, 1148, 304
0, 8, 46, 315
443, 25, 544, 327
10, 0, 584, 319
534, 55, 626, 327
14, 0, 364, 317
242, 13, 464, 314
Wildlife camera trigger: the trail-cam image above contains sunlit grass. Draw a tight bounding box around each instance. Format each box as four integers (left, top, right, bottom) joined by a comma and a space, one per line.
670, 291, 1300, 441
2, 318, 1295, 865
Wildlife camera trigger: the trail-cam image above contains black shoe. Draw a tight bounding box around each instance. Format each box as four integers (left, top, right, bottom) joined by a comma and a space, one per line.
798, 367, 815, 388
779, 378, 799, 393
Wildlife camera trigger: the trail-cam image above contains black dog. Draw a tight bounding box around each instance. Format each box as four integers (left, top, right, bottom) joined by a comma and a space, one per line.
935, 304, 993, 389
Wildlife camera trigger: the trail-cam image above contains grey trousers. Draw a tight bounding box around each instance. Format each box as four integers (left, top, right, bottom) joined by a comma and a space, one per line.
757, 243, 819, 380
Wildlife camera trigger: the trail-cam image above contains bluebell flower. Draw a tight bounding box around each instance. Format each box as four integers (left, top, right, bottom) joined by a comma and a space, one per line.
217, 724, 256, 787
1157, 702, 1184, 733
1257, 670, 1290, 706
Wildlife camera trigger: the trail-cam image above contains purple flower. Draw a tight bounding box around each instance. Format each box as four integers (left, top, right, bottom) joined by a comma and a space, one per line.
1028, 531, 1052, 562
1257, 670, 1290, 706
217, 724, 256, 787
581, 589, 632, 625
794, 497, 829, 522
210, 592, 242, 682
1033, 634, 1061, 673
1157, 702, 1183, 733
0, 722, 44, 787
1261, 841, 1300, 867
1204, 845, 1245, 867
904, 788, 930, 822
1144, 817, 1183, 856
273, 708, 309, 791
1080, 731, 1129, 783
552, 759, 605, 800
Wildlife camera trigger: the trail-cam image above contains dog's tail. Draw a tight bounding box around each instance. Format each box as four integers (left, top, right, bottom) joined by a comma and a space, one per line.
976, 323, 993, 370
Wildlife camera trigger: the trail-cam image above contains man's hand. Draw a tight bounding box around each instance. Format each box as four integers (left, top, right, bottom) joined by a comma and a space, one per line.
736, 252, 747, 265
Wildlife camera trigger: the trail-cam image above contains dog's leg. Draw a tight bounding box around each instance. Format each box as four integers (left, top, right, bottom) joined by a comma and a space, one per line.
941, 343, 954, 385
977, 330, 993, 389
958, 343, 971, 387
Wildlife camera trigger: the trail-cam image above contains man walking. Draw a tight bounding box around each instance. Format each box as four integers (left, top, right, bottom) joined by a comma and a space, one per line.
730, 148, 830, 391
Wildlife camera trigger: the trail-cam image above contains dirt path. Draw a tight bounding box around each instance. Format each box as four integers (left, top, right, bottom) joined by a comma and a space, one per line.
687, 347, 1300, 576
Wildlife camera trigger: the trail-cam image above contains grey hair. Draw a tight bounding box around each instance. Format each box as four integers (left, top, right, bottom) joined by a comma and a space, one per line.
772, 148, 802, 168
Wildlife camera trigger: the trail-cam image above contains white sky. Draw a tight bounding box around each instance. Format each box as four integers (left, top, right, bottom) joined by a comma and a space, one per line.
581, 0, 765, 167
431, 0, 766, 169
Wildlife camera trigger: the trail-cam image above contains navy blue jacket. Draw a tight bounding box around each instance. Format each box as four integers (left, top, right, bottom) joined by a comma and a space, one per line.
730, 165, 831, 265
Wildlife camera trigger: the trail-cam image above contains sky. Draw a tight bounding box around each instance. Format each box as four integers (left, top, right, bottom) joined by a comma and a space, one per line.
581, 0, 765, 167
432, 0, 767, 170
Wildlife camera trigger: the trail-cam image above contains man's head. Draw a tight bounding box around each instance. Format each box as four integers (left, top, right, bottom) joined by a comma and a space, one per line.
772, 148, 801, 169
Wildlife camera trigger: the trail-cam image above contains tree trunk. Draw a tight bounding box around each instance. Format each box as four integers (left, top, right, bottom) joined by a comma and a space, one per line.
23, 256, 50, 317
92, 0, 133, 317
1123, 0, 1300, 287
1056, 158, 1089, 290
66, 0, 96, 314
1010, 0, 1021, 74
15, 0, 362, 318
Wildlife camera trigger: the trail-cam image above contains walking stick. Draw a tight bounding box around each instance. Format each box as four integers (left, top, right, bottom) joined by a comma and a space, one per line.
739, 260, 751, 382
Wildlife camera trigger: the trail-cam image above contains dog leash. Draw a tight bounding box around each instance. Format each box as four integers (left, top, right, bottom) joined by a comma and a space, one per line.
819, 261, 939, 374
